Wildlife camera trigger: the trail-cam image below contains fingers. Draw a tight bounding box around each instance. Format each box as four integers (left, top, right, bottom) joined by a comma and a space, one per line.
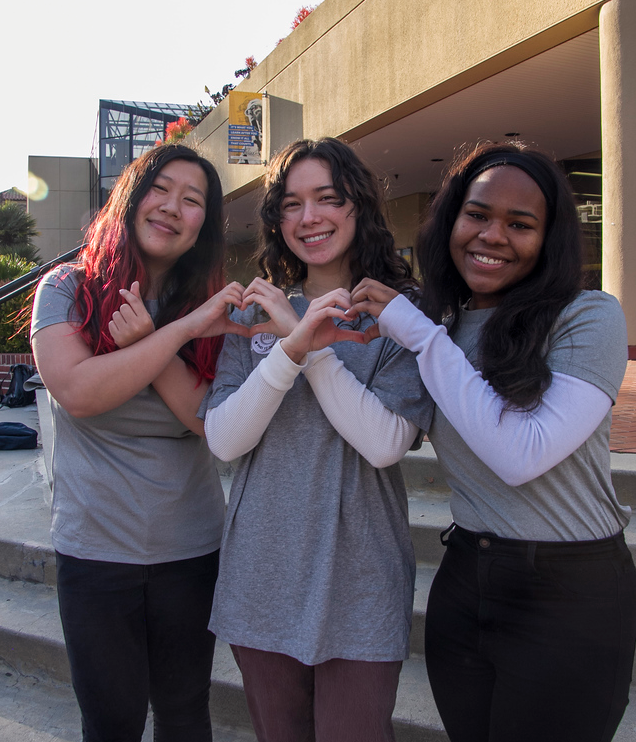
130, 281, 142, 300
350, 278, 398, 306
223, 319, 251, 338
332, 328, 366, 345
363, 323, 381, 343
347, 299, 385, 319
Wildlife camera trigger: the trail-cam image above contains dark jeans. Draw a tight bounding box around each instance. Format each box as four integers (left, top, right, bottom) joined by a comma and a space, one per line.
231, 645, 403, 742
56, 550, 219, 742
425, 525, 636, 742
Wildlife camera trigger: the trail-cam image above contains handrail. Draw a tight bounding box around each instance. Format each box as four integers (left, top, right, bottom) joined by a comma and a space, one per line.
0, 245, 85, 306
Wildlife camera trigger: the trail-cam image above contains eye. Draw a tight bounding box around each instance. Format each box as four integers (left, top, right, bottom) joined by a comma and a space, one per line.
466, 211, 487, 221
152, 183, 167, 193
185, 196, 204, 207
511, 221, 531, 230
282, 200, 300, 211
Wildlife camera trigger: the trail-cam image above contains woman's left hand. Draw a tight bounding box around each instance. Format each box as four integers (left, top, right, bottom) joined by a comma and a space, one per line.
349, 278, 399, 342
280, 289, 365, 363
109, 282, 155, 348
179, 282, 251, 340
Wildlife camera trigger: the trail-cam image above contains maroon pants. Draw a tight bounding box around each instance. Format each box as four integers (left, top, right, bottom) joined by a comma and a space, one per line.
231, 645, 402, 742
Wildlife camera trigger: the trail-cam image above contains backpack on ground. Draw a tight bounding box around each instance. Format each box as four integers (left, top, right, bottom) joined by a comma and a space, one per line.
0, 364, 37, 408
0, 422, 38, 450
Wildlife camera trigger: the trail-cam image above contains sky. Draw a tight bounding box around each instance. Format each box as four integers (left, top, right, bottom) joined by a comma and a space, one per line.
1, 0, 323, 194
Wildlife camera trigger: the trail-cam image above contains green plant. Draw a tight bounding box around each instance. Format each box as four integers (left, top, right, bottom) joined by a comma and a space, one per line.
0, 202, 40, 263
0, 254, 38, 353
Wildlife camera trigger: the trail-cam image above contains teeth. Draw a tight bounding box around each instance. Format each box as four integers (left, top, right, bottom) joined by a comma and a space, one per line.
473, 254, 506, 265
302, 232, 331, 243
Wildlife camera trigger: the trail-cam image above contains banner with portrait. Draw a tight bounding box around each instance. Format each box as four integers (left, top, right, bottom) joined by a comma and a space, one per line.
228, 91, 263, 165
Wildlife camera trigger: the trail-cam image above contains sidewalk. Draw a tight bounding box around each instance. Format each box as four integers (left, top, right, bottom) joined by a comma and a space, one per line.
611, 360, 636, 453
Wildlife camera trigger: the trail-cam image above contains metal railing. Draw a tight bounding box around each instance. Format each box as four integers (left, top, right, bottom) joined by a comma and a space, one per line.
0, 245, 85, 306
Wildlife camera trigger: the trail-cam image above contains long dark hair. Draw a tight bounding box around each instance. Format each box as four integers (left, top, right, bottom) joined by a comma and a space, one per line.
416, 141, 583, 410
75, 143, 225, 381
258, 138, 417, 293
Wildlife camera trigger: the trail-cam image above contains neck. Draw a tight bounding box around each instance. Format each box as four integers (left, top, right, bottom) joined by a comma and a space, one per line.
303, 265, 352, 300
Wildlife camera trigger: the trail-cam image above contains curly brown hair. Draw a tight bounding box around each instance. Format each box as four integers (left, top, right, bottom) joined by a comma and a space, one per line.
257, 138, 417, 294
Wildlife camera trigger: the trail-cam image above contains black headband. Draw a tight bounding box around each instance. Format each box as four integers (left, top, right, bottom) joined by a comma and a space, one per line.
464, 152, 557, 214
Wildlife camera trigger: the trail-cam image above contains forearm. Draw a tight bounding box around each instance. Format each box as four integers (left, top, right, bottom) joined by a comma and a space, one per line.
205, 341, 305, 461
151, 356, 207, 436
379, 295, 612, 484
303, 348, 419, 468
34, 318, 195, 418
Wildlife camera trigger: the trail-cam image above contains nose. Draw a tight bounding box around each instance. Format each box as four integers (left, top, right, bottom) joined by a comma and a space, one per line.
159, 192, 180, 217
479, 220, 507, 245
299, 202, 321, 226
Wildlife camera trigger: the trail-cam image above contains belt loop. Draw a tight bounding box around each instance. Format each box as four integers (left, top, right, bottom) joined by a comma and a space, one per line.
527, 541, 537, 570
440, 522, 456, 546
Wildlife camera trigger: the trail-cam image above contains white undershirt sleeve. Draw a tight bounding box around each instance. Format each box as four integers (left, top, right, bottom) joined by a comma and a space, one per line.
204, 340, 306, 462
303, 347, 419, 468
379, 294, 612, 485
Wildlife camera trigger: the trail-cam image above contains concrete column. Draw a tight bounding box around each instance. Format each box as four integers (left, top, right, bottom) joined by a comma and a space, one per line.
599, 0, 636, 358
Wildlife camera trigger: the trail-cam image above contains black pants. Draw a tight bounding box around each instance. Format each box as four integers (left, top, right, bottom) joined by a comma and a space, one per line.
425, 526, 636, 742
56, 550, 219, 742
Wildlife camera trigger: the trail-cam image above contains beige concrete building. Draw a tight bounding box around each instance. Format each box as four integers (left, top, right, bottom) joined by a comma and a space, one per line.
189, 0, 636, 357
27, 156, 92, 264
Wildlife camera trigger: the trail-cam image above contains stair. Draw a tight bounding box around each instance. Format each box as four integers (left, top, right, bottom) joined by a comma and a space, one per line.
1, 405, 636, 741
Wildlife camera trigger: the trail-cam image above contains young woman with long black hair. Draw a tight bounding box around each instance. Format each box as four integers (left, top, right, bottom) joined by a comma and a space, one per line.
350, 141, 636, 742
31, 143, 248, 741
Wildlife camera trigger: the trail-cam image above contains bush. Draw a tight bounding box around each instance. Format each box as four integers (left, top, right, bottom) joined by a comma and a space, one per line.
0, 254, 38, 353
0, 203, 40, 263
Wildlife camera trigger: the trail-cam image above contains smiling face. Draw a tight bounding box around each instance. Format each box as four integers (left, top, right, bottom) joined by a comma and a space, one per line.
449, 166, 547, 309
279, 158, 357, 282
134, 159, 208, 281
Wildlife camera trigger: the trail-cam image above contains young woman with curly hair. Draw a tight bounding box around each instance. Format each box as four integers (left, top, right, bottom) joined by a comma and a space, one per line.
350, 141, 636, 742
31, 143, 248, 741
200, 137, 432, 742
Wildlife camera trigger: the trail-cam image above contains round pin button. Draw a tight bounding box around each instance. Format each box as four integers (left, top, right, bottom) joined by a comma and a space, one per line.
479, 538, 491, 548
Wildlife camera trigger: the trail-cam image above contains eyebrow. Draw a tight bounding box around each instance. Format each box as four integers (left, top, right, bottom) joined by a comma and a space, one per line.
283, 184, 335, 198
464, 199, 540, 221
155, 173, 206, 200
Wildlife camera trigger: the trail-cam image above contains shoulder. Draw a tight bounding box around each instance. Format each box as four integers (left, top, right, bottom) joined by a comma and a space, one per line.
557, 290, 624, 324
548, 290, 627, 400
31, 265, 84, 336
37, 264, 83, 292
550, 290, 626, 345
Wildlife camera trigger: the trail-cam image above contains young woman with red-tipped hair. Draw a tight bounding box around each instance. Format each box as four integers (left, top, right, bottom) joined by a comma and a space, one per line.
31, 144, 248, 742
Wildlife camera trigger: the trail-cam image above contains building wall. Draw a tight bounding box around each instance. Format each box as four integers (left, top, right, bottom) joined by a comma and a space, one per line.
191, 0, 603, 198
28, 156, 91, 263
189, 0, 636, 348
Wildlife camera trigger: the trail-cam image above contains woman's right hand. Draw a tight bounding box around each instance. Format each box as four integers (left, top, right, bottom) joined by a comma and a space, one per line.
109, 282, 155, 348
280, 289, 365, 364
240, 277, 301, 338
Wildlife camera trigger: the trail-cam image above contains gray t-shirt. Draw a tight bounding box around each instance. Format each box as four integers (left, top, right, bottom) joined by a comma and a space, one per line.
430, 291, 630, 541
31, 266, 225, 564
206, 286, 433, 665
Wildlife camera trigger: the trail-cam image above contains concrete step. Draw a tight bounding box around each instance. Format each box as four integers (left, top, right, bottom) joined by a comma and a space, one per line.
0, 658, 256, 742
0, 575, 447, 741
2, 573, 636, 742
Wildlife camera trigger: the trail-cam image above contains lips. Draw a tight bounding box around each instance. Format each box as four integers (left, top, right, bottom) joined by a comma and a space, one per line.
301, 231, 333, 244
148, 219, 179, 235
470, 252, 507, 266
